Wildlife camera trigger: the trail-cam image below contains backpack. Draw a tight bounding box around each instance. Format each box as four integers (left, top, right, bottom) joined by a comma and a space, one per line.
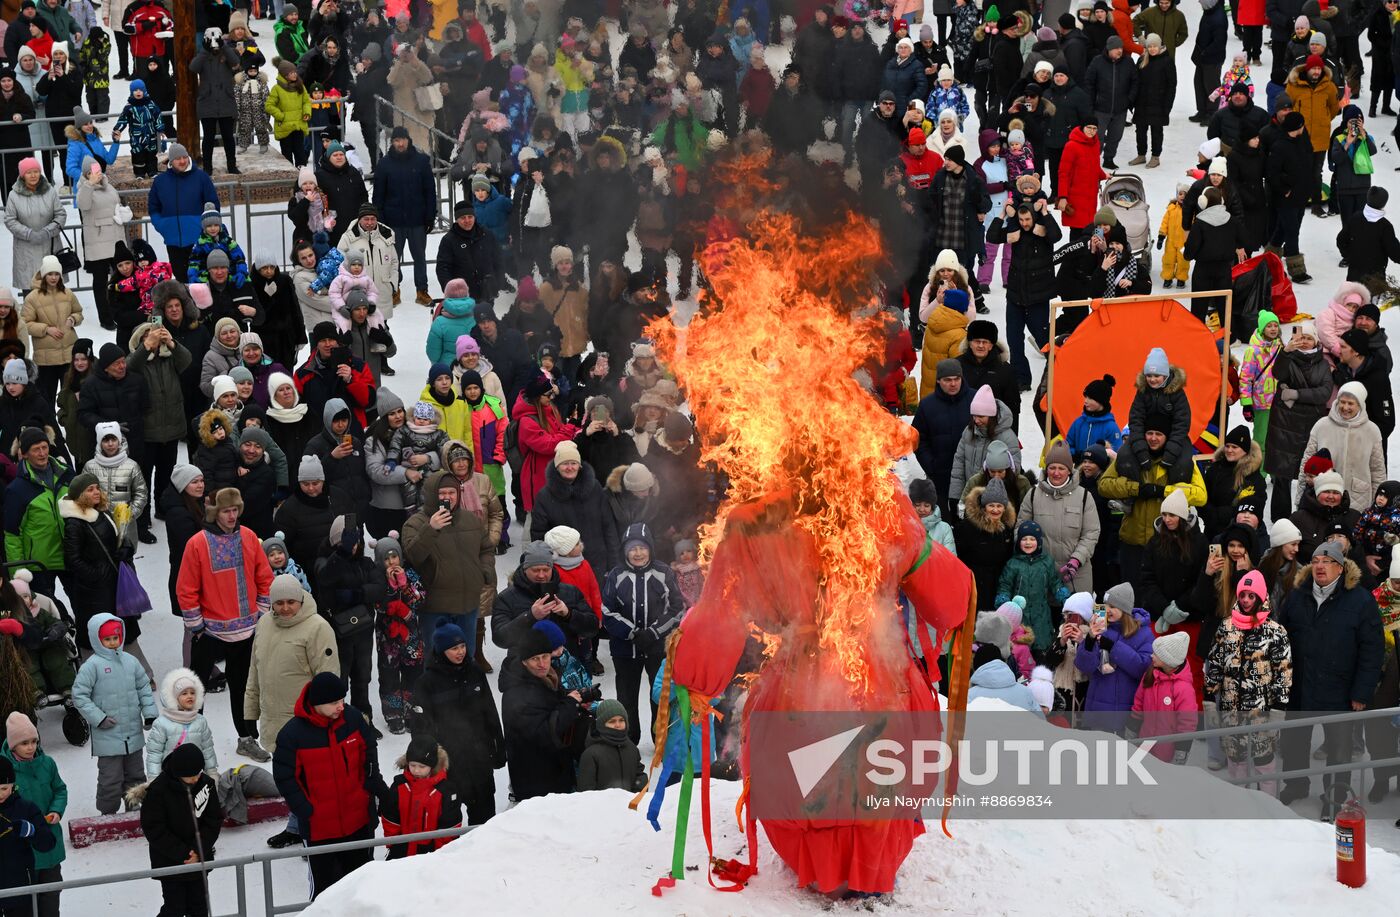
503, 417, 523, 473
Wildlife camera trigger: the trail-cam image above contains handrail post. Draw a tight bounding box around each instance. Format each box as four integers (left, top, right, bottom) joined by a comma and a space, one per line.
261, 857, 275, 917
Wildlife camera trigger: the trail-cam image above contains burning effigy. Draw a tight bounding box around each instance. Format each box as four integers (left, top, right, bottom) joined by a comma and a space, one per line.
636, 148, 976, 898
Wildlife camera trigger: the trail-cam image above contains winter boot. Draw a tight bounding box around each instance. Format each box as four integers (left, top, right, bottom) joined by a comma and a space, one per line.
1286, 254, 1312, 283
237, 736, 272, 762
1384, 89, 1396, 115
1147, 156, 1160, 168
259, 143, 269, 154
1128, 154, 1147, 166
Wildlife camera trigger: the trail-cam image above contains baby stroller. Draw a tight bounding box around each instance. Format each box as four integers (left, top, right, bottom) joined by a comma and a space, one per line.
1101, 173, 1153, 276
5, 563, 88, 746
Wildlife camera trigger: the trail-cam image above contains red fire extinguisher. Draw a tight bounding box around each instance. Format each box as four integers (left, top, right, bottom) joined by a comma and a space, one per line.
1335, 792, 1366, 888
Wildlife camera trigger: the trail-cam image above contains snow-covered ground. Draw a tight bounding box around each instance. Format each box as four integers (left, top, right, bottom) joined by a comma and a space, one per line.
304, 699, 1400, 916
3, 2, 1399, 912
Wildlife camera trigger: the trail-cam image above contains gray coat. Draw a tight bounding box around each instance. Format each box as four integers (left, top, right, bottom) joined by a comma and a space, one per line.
76, 172, 123, 261
3, 176, 66, 289
127, 321, 193, 444
364, 390, 409, 511
13, 51, 47, 151
189, 45, 240, 120
949, 400, 1022, 502
1018, 470, 1101, 592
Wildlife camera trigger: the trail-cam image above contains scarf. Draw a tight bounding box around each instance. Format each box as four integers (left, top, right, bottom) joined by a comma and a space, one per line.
1312, 575, 1341, 606
1364, 205, 1385, 223
92, 447, 128, 468
454, 474, 483, 515
555, 553, 584, 570
428, 387, 455, 407
164, 703, 198, 726
267, 401, 308, 423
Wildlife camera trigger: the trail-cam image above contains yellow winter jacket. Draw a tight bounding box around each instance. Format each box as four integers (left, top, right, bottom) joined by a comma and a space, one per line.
1158, 200, 1186, 253
918, 304, 970, 399
1096, 453, 1207, 546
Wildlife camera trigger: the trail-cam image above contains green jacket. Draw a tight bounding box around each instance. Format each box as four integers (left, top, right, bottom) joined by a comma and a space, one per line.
0, 740, 67, 869
649, 115, 709, 172
3, 459, 74, 572
995, 549, 1070, 651
265, 77, 311, 140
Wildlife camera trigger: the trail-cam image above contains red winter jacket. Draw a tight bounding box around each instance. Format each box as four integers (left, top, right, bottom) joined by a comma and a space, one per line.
124, 2, 174, 59
511, 395, 579, 513
1056, 127, 1106, 229
380, 761, 462, 858
556, 559, 604, 621
272, 684, 383, 842
293, 354, 377, 431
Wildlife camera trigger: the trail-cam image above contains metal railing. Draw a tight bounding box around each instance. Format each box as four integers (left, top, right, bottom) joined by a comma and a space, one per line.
10, 824, 475, 917
1125, 705, 1400, 793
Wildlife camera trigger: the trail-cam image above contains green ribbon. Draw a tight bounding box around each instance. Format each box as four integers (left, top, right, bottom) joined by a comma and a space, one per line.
906, 531, 934, 578
671, 688, 695, 880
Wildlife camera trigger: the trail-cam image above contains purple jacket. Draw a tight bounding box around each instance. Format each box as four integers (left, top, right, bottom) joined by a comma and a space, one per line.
1075, 608, 1154, 728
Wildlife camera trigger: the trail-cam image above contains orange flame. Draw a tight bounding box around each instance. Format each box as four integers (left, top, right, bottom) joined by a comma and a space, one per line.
651, 153, 917, 696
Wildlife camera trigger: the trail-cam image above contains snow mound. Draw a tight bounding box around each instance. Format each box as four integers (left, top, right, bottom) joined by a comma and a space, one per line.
307, 700, 1400, 915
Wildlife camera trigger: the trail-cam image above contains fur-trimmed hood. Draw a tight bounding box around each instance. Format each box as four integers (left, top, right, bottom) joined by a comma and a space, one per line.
963, 487, 1018, 533
394, 745, 450, 775
1297, 558, 1363, 592
58, 497, 99, 522
1287, 62, 1335, 87
1212, 439, 1263, 491
606, 463, 660, 496
1135, 364, 1187, 394
151, 279, 196, 317
158, 666, 205, 714
198, 409, 235, 448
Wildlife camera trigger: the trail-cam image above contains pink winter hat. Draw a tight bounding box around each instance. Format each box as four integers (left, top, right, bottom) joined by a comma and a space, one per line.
516, 275, 539, 301
969, 384, 997, 416
5, 710, 37, 746
455, 334, 480, 359
16, 157, 40, 176
444, 278, 470, 299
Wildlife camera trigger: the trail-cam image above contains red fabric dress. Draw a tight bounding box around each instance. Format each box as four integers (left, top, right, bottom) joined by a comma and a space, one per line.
673, 488, 972, 894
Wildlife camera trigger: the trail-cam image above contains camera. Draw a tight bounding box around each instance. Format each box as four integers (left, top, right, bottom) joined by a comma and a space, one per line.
578, 684, 603, 704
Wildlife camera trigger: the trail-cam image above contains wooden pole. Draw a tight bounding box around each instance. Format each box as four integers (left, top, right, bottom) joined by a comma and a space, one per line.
1218, 290, 1234, 441
1043, 302, 1060, 448
173, 0, 200, 164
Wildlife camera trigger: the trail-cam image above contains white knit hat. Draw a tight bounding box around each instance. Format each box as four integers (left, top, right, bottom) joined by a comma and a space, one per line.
1062, 591, 1095, 622
1313, 470, 1346, 495
1028, 666, 1055, 710
211, 375, 237, 402
544, 525, 581, 556
1269, 518, 1303, 548
1338, 380, 1368, 405
1153, 632, 1190, 669
1159, 488, 1191, 520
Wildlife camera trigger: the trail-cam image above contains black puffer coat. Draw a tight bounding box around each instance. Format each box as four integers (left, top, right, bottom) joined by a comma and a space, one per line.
987, 207, 1062, 303
490, 564, 599, 668
498, 658, 582, 801
1133, 52, 1176, 126
1137, 518, 1210, 621
272, 484, 354, 592
411, 650, 506, 806
1264, 347, 1333, 478
953, 489, 1016, 608
528, 462, 620, 582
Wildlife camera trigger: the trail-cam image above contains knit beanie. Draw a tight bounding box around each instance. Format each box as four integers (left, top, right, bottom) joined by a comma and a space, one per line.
553, 440, 582, 467
969, 384, 997, 416
532, 619, 566, 650
521, 541, 554, 569
1152, 632, 1190, 669
1159, 488, 1191, 520
5, 711, 37, 746
298, 455, 326, 482
405, 735, 439, 768
544, 525, 581, 555
1104, 582, 1135, 613
269, 574, 304, 605
1142, 347, 1169, 376
980, 477, 1009, 507
432, 619, 468, 654
304, 672, 346, 706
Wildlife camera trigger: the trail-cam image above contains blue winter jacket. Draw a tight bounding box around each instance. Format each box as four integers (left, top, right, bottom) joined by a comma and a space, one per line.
425, 296, 477, 365
148, 165, 219, 249
1074, 608, 1154, 729
968, 659, 1045, 717
64, 134, 120, 188
602, 559, 686, 660
473, 187, 511, 246
1065, 411, 1124, 454
371, 144, 436, 231
72, 614, 158, 758
113, 96, 164, 153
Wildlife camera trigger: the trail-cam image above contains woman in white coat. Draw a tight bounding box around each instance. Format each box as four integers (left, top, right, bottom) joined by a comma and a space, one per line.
75, 155, 125, 329
3, 157, 66, 294
1300, 381, 1386, 510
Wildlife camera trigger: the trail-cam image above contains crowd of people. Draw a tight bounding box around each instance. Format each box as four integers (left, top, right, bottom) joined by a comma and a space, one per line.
0, 0, 1396, 910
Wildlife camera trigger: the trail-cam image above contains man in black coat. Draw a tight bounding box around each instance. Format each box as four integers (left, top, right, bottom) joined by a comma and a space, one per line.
1191, 0, 1229, 121
927, 148, 992, 305
273, 457, 355, 593
314, 143, 367, 246
912, 359, 973, 516
987, 202, 1062, 389
490, 544, 599, 670
957, 320, 1022, 430
472, 307, 531, 406
499, 628, 584, 800
856, 90, 904, 194
1336, 186, 1400, 288
436, 199, 502, 303
833, 21, 884, 166
1267, 111, 1317, 282
1083, 37, 1137, 168
1056, 14, 1092, 83
574, 138, 637, 282
1042, 69, 1092, 197
373, 128, 436, 303
793, 7, 837, 102
763, 64, 824, 157
1276, 542, 1384, 817
77, 344, 151, 463
351, 44, 392, 167
1207, 84, 1271, 151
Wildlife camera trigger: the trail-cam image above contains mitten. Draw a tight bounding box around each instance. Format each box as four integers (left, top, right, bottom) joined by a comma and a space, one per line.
1242, 403, 1254, 421
1058, 557, 1080, 585
0, 617, 21, 637
1137, 483, 1164, 499
15, 819, 34, 838
1155, 233, 1165, 250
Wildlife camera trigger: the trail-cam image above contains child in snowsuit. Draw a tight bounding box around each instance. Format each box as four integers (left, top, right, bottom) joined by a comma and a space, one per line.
143, 668, 217, 780
670, 537, 705, 608
1064, 374, 1125, 454
77, 25, 112, 117
262, 533, 310, 592
307, 85, 343, 167
1128, 631, 1199, 762
1115, 347, 1193, 483
576, 698, 647, 792
234, 55, 271, 153
138, 744, 221, 917
371, 534, 425, 735
996, 596, 1036, 678
112, 79, 164, 178
389, 402, 449, 511
1238, 309, 1282, 452
327, 250, 379, 330
72, 615, 157, 815
995, 520, 1069, 653
544, 526, 603, 623
1210, 53, 1253, 107
1157, 183, 1189, 287
188, 206, 250, 287
926, 66, 970, 128
4, 573, 75, 704
306, 233, 344, 294
380, 735, 462, 857
250, 251, 305, 370
1004, 128, 1036, 183
194, 409, 241, 495
114, 238, 174, 318
0, 755, 58, 909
